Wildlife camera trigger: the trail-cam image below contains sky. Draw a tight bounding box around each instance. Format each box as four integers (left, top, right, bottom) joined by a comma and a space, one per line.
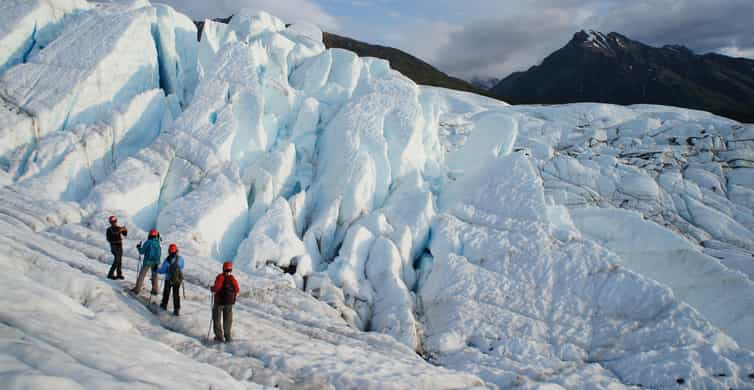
156, 0, 754, 81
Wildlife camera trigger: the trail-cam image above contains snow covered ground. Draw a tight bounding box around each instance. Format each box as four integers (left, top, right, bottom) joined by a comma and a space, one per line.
1, 1, 753, 388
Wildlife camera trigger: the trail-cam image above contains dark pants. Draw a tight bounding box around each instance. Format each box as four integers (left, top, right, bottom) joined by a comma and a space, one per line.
108, 245, 123, 278
161, 282, 181, 313
212, 304, 233, 340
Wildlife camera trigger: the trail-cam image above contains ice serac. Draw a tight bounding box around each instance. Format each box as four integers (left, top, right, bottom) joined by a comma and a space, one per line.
157, 166, 248, 260
366, 237, 419, 350
8, 88, 172, 202
314, 60, 425, 231
228, 10, 285, 43
0, 0, 89, 74
152, 3, 199, 106
84, 138, 174, 230
197, 20, 237, 79
0, 6, 159, 140
234, 197, 308, 276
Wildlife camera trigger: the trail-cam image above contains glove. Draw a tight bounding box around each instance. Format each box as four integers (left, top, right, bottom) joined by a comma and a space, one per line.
136, 241, 142, 250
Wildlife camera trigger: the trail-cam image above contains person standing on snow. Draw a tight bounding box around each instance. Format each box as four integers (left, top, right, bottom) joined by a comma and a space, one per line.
211, 262, 240, 342
157, 243, 184, 316
132, 229, 161, 296
106, 215, 128, 280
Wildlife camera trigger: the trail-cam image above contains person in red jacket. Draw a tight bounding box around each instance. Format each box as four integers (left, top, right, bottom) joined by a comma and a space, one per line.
211, 261, 240, 342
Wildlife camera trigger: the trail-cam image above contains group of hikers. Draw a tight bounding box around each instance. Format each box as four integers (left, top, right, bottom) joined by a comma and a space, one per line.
106, 215, 240, 343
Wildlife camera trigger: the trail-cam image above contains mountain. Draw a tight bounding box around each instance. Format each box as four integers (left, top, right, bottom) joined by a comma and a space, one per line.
194, 18, 485, 95
2, 3, 754, 389
321, 32, 486, 95
490, 30, 754, 123
469, 76, 500, 91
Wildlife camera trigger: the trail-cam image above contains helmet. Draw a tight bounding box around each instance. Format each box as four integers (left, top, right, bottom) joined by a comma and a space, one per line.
168, 243, 178, 254
223, 261, 233, 272
149, 229, 158, 237
108, 215, 117, 224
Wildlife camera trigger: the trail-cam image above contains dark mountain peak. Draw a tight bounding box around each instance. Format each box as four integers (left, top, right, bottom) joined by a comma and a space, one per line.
491, 30, 754, 123
571, 30, 591, 43
567, 30, 649, 56
568, 30, 622, 57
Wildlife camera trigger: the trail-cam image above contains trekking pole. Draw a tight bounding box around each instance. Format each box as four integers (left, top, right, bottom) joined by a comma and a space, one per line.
135, 254, 142, 286
135, 241, 143, 286
206, 291, 214, 342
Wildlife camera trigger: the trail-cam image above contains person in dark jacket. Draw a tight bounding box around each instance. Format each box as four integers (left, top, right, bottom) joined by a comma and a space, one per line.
157, 243, 184, 315
132, 229, 161, 295
106, 215, 128, 280
211, 261, 240, 342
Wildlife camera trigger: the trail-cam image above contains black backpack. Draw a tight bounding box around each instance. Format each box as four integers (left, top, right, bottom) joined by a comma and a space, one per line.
168, 257, 183, 287
219, 275, 236, 305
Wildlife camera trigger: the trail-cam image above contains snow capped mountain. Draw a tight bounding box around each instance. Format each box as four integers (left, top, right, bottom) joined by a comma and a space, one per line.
1, 1, 754, 389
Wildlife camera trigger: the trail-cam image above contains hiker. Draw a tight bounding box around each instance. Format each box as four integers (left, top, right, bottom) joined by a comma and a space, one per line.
106, 215, 128, 280
132, 229, 161, 296
211, 261, 240, 342
157, 243, 184, 316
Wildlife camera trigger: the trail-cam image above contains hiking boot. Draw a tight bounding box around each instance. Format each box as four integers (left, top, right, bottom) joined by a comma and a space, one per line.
214, 336, 224, 342
224, 336, 232, 343
130, 288, 139, 294
173, 310, 180, 316
116, 275, 125, 280
150, 290, 158, 295
159, 304, 167, 310
107, 274, 115, 280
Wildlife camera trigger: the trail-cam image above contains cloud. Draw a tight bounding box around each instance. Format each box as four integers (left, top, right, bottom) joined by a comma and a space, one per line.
394, 0, 754, 80
155, 0, 338, 30
399, 6, 592, 79
397, 20, 463, 66
594, 0, 754, 54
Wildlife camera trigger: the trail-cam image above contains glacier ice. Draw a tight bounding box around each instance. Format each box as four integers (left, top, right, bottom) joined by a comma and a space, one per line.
1, 2, 754, 389
0, 0, 90, 74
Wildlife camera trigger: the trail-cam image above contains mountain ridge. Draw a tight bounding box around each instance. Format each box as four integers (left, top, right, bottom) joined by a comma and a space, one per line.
490, 30, 754, 123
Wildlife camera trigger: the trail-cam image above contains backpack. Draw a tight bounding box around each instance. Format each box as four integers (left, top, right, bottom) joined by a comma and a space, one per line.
219, 275, 236, 305
143, 239, 161, 266
168, 257, 183, 287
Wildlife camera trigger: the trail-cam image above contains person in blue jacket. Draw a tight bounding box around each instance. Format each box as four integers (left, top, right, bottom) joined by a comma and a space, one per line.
157, 243, 184, 316
132, 229, 161, 295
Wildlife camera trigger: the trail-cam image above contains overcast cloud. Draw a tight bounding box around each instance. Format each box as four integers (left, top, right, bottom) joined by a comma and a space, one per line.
156, 0, 754, 80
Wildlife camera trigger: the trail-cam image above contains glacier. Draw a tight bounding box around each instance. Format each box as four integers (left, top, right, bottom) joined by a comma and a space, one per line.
0, 1, 753, 389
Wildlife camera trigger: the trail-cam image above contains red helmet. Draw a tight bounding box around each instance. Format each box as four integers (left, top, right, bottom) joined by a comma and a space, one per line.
223, 261, 233, 272
168, 243, 178, 254
108, 215, 117, 224
149, 229, 158, 237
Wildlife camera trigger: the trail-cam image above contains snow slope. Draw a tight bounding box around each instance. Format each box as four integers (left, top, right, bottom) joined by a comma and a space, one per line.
1, 2, 753, 389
